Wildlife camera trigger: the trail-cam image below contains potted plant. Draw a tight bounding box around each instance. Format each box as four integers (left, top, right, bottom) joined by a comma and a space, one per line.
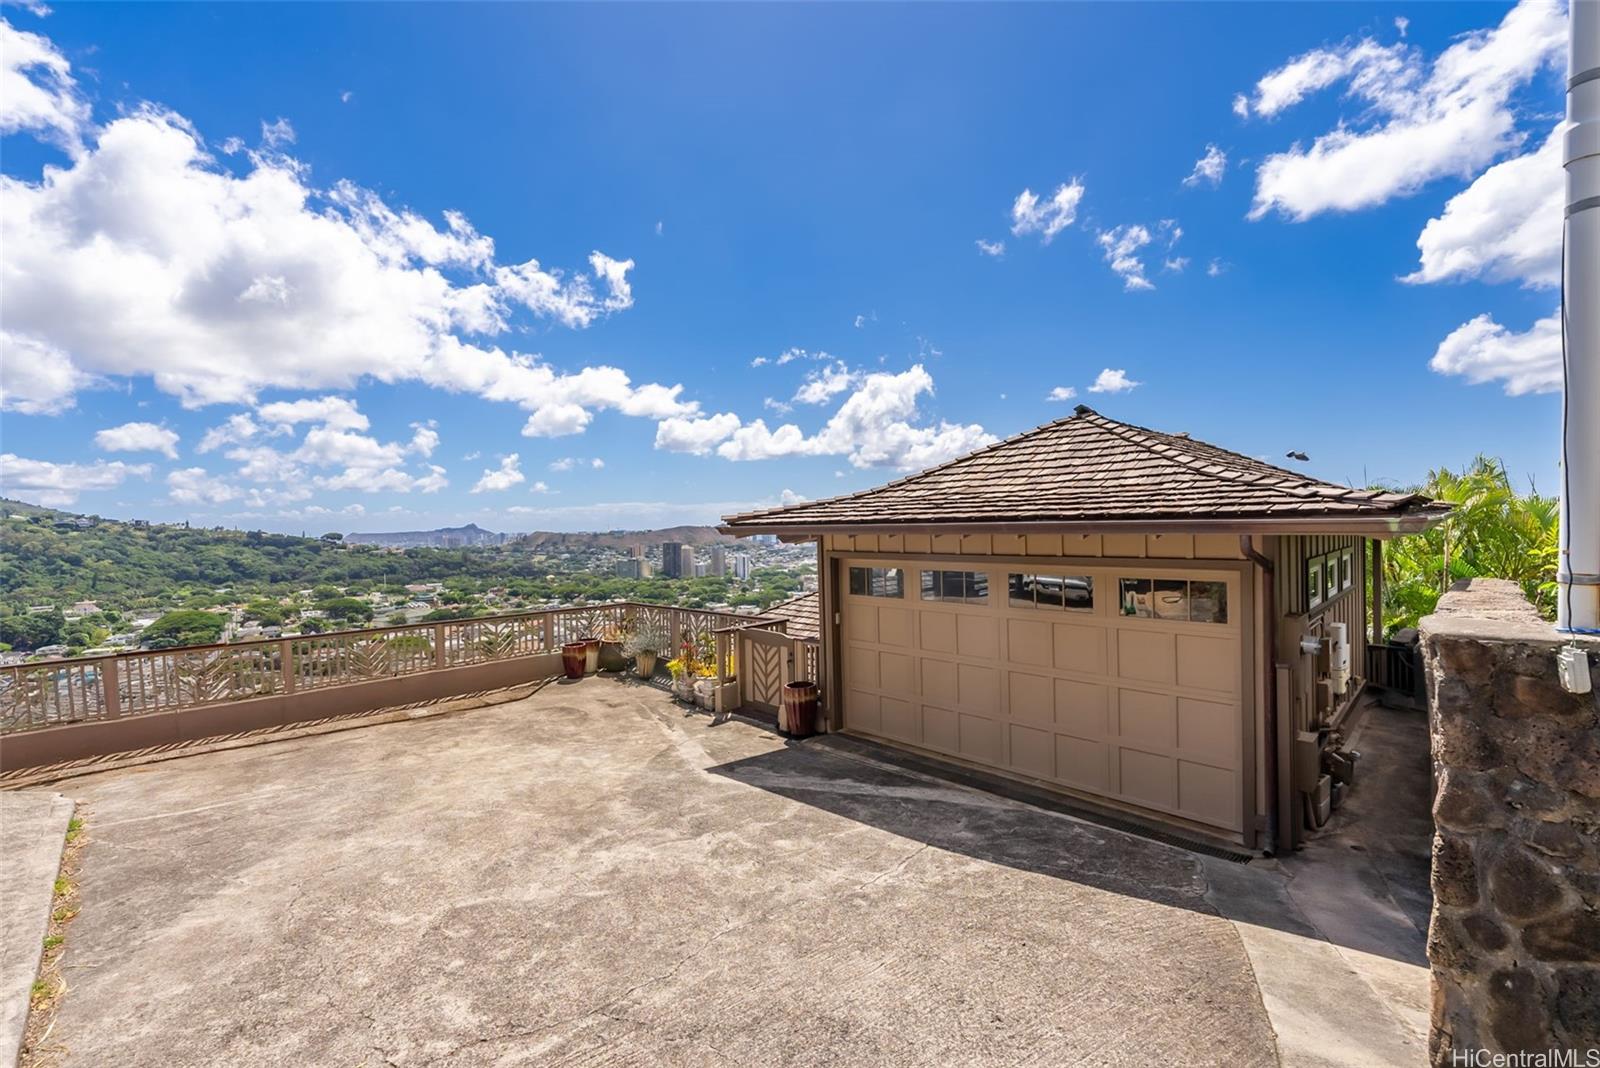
667, 655, 695, 701
598, 619, 628, 672
624, 620, 666, 678
667, 632, 702, 702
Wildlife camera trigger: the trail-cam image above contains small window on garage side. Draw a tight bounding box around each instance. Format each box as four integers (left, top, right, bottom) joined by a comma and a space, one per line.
1339, 550, 1354, 592
921, 570, 988, 604
1120, 577, 1229, 624
848, 566, 904, 598
1008, 574, 1094, 610
1326, 556, 1341, 602
1307, 559, 1324, 609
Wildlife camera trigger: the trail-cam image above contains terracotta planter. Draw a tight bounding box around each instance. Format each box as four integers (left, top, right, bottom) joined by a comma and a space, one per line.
581, 637, 600, 675
598, 640, 626, 673
634, 650, 658, 677
781, 681, 818, 738
561, 641, 587, 680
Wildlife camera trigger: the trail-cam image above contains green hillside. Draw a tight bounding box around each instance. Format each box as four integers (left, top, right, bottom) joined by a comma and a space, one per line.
0, 500, 805, 653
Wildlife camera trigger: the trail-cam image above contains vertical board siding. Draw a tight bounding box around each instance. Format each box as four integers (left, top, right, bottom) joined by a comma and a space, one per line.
1272, 534, 1369, 737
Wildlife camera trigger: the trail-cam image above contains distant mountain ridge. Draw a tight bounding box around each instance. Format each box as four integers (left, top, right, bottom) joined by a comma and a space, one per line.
344, 524, 506, 548
343, 523, 736, 551
511, 526, 736, 552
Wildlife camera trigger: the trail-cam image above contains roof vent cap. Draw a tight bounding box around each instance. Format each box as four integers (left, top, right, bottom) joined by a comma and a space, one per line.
1072, 404, 1095, 416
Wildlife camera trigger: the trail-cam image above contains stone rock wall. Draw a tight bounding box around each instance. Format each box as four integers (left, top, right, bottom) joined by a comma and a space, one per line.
1420, 579, 1600, 1064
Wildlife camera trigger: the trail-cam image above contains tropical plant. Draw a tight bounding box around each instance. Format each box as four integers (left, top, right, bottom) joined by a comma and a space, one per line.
624, 620, 668, 658
1378, 456, 1558, 634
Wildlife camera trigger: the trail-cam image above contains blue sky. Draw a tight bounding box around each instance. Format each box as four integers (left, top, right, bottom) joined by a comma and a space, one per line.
0, 2, 1568, 532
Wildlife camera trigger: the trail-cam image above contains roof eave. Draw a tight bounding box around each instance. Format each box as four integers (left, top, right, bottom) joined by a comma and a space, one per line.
719, 512, 1448, 539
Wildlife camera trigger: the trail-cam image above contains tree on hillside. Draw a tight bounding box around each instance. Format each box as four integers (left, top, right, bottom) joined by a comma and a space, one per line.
0, 612, 65, 651
141, 610, 227, 649
317, 597, 374, 623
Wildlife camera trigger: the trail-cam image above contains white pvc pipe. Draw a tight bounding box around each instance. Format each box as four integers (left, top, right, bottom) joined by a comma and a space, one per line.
1559, 0, 1600, 632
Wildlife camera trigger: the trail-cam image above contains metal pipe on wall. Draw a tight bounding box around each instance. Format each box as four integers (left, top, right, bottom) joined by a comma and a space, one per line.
1560, 0, 1600, 632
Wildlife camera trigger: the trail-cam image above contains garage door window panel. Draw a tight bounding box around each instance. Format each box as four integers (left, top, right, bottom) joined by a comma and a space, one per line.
849, 566, 904, 598
1008, 573, 1094, 610
1119, 577, 1229, 625
921, 570, 989, 604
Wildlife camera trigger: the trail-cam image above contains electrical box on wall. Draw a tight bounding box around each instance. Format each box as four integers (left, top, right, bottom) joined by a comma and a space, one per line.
1557, 646, 1593, 694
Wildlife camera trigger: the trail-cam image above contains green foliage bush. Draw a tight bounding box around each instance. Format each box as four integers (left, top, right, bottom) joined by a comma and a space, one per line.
1380, 456, 1557, 633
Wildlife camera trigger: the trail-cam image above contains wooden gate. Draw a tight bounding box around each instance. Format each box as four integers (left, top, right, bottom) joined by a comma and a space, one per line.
739, 628, 790, 713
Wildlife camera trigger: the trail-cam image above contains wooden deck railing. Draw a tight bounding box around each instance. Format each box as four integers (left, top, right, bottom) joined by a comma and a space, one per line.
0, 602, 786, 735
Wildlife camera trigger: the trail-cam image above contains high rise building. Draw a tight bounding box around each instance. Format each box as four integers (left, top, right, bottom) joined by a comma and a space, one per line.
614, 558, 651, 579
678, 544, 695, 577
731, 553, 753, 580
710, 545, 727, 577
661, 541, 683, 578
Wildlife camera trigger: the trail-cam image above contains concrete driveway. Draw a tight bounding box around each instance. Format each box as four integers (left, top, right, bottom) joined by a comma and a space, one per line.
31, 679, 1295, 1066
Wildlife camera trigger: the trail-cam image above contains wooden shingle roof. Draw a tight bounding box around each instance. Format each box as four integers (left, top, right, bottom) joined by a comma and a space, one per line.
721, 406, 1448, 536
759, 592, 820, 641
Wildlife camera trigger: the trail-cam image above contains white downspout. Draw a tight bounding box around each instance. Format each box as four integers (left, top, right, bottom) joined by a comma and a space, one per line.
1559, 0, 1600, 633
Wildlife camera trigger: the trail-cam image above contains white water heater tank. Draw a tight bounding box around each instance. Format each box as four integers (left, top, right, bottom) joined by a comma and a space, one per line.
1328, 622, 1351, 695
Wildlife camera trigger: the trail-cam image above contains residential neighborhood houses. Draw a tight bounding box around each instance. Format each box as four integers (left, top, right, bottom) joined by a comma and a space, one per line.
0, 504, 814, 666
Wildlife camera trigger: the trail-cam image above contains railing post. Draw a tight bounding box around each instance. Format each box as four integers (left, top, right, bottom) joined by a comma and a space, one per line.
542, 611, 553, 653
101, 656, 122, 718
433, 623, 448, 669
714, 632, 729, 716
281, 639, 296, 694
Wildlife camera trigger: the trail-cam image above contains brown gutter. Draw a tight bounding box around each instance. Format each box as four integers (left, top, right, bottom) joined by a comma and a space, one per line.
1238, 534, 1279, 857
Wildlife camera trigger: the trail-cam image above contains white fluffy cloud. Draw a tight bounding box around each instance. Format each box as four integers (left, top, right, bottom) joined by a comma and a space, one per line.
750, 347, 827, 368
1088, 368, 1141, 394
1047, 386, 1078, 401
198, 413, 273, 453
166, 467, 241, 505
0, 33, 690, 441
1010, 181, 1085, 243
94, 421, 180, 459
414, 465, 449, 493
258, 395, 370, 431
657, 365, 994, 472
189, 398, 446, 496
654, 412, 743, 456
408, 421, 440, 458
0, 17, 88, 156
975, 239, 1005, 257
470, 454, 525, 493
547, 456, 603, 472
0, 330, 96, 414
1096, 225, 1156, 291
1183, 144, 1228, 188
1406, 121, 1563, 289
0, 454, 151, 507
793, 361, 860, 405
1244, 0, 1565, 220
1429, 312, 1561, 395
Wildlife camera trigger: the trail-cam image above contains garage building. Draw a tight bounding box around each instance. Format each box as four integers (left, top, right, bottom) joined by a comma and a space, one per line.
721, 405, 1448, 852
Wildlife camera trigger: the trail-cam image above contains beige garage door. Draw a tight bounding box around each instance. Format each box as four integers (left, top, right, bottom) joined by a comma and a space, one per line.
841, 559, 1245, 834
